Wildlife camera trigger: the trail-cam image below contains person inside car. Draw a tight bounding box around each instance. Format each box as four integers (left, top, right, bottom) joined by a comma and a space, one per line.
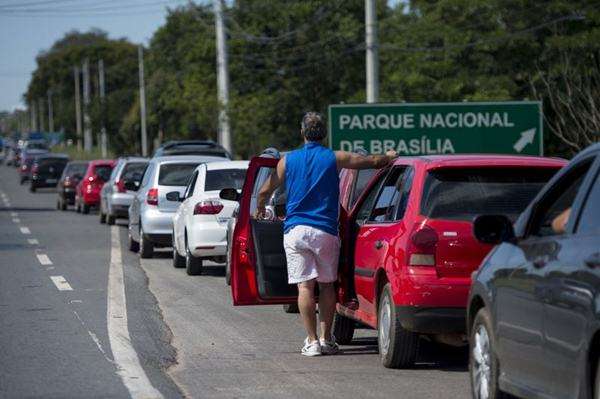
255, 111, 396, 357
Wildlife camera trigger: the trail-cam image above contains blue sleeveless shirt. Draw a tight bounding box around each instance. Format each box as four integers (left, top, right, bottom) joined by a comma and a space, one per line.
284, 142, 339, 236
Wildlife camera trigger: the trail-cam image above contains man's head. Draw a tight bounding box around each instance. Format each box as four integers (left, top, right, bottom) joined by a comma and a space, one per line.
301, 112, 326, 142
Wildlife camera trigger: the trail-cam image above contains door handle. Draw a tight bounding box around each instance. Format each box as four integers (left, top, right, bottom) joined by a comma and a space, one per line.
585, 253, 600, 268
375, 240, 384, 249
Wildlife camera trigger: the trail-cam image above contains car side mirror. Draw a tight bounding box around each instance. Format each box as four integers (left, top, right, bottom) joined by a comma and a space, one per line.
219, 188, 240, 202
124, 180, 139, 192
166, 191, 182, 202
473, 215, 516, 245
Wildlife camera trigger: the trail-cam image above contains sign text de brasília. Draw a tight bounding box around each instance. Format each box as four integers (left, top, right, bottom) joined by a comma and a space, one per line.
328, 102, 543, 156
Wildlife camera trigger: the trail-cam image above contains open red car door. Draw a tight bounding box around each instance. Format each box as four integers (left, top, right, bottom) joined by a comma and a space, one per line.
230, 156, 298, 305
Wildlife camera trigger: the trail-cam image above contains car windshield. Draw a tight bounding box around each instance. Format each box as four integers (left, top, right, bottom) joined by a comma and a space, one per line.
158, 163, 200, 186
121, 162, 148, 182
94, 165, 113, 182
38, 159, 68, 172
27, 142, 47, 150
420, 167, 559, 221
205, 168, 247, 191
65, 163, 88, 177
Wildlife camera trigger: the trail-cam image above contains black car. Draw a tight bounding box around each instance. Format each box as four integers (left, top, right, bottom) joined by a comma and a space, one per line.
152, 140, 231, 159
30, 154, 70, 192
56, 160, 88, 210
468, 143, 600, 399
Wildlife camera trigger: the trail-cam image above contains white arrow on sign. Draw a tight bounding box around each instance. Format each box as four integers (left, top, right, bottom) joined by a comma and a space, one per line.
513, 128, 536, 153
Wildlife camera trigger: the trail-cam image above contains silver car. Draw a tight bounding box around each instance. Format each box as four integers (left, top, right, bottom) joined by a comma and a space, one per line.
127, 155, 223, 258
99, 157, 148, 225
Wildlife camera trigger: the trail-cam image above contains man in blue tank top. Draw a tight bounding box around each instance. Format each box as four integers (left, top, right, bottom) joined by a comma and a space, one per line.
257, 112, 396, 357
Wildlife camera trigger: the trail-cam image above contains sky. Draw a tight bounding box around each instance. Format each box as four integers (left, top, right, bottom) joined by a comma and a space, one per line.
0, 0, 190, 112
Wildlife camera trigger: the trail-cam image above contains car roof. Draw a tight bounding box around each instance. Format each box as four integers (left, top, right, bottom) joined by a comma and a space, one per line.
36, 153, 69, 159
570, 142, 600, 161
88, 159, 116, 166
118, 156, 148, 163
392, 154, 567, 169
204, 160, 250, 170
160, 140, 218, 148
66, 160, 89, 165
151, 155, 224, 164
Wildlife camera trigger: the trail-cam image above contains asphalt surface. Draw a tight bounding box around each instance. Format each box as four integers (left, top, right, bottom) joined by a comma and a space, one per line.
0, 164, 471, 399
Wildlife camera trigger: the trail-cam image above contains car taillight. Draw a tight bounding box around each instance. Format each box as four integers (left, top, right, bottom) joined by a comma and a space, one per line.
115, 180, 126, 193
146, 188, 159, 206
21, 164, 28, 171
194, 200, 224, 215
408, 225, 438, 266
236, 235, 249, 263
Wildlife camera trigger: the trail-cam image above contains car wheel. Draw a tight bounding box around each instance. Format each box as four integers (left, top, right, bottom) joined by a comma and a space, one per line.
128, 230, 139, 253
56, 199, 61, 210
75, 199, 81, 213
99, 209, 106, 224
185, 239, 203, 276
19, 178, 25, 185
82, 204, 90, 214
106, 212, 115, 225
470, 308, 505, 399
378, 283, 419, 368
139, 226, 153, 258
225, 260, 231, 285
332, 312, 355, 344
282, 304, 300, 313
30, 185, 36, 193
172, 239, 185, 269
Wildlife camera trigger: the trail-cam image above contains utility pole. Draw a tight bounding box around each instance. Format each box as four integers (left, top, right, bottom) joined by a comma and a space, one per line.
31, 102, 37, 132
98, 59, 107, 157
74, 66, 83, 150
365, 0, 379, 103
38, 97, 45, 132
214, 0, 232, 154
47, 90, 54, 133
82, 58, 92, 152
138, 45, 148, 157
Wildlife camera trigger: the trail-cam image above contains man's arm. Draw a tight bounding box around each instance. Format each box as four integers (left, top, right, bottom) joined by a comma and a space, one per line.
335, 150, 397, 170
255, 157, 285, 218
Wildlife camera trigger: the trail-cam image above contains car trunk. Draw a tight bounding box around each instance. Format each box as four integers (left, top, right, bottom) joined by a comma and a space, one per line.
158, 185, 187, 212
202, 191, 238, 223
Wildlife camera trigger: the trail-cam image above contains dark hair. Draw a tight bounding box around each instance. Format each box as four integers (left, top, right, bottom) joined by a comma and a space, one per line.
301, 112, 326, 141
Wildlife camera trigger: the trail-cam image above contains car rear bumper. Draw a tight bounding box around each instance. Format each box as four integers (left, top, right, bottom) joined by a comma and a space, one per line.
396, 306, 466, 334
393, 270, 472, 308
146, 233, 172, 246
141, 207, 174, 236
188, 220, 228, 258
82, 192, 100, 206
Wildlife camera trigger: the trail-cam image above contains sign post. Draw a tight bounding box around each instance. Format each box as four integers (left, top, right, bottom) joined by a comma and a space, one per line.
328, 101, 543, 156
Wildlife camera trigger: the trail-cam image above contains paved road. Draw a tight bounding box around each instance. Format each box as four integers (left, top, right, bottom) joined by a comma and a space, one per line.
0, 164, 471, 398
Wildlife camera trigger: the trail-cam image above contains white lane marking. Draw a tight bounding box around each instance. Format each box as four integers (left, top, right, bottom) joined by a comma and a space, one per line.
10, 212, 17, 217
36, 254, 53, 265
73, 310, 115, 364
107, 226, 163, 398
20, 227, 31, 235
12, 218, 20, 223
28, 238, 39, 245
50, 275, 73, 291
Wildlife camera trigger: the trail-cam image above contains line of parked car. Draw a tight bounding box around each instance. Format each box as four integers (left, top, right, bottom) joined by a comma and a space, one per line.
6, 135, 599, 399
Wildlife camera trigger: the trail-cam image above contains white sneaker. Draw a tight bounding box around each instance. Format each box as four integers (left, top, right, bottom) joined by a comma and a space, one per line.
320, 335, 340, 355
301, 337, 322, 357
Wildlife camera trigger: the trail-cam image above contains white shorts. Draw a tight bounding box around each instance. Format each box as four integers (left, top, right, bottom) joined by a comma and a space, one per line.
283, 225, 340, 284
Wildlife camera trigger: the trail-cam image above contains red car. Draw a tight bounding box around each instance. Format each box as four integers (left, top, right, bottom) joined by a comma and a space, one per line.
75, 159, 116, 214
228, 154, 566, 368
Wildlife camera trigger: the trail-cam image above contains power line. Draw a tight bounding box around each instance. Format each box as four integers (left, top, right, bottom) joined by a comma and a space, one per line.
0, 0, 186, 13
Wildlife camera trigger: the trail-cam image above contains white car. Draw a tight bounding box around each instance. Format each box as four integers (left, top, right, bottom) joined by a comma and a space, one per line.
171, 160, 249, 275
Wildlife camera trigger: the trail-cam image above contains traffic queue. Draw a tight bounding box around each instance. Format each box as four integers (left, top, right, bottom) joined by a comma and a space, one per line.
3, 136, 600, 399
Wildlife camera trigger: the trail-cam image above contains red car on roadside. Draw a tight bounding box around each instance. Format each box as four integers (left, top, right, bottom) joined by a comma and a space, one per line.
75, 159, 116, 214
226, 154, 566, 368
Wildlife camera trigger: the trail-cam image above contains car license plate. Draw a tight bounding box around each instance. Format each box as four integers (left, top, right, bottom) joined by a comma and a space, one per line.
46, 179, 57, 184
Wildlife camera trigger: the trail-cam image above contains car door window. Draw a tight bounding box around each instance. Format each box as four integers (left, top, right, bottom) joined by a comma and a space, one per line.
184, 171, 198, 199
140, 163, 155, 188
355, 173, 387, 224
349, 169, 376, 209
368, 167, 407, 223
530, 160, 593, 237
576, 166, 600, 235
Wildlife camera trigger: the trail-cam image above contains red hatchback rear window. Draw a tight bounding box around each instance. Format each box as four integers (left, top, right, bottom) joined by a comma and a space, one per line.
420, 167, 558, 221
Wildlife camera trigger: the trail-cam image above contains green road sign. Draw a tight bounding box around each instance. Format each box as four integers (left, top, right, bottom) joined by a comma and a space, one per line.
328, 101, 543, 156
